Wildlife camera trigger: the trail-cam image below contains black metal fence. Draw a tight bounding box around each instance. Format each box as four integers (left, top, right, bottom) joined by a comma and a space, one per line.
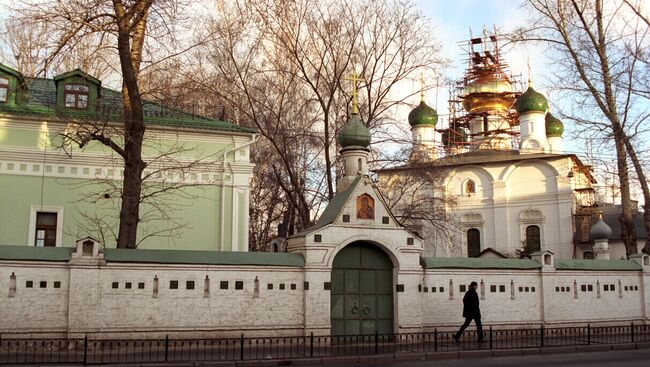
1, 323, 649, 364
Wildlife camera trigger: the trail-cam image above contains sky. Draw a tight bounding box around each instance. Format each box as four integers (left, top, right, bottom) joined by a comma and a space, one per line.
413, 0, 545, 123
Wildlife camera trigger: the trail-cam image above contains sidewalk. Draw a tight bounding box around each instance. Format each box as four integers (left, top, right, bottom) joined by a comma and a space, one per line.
7, 341, 650, 367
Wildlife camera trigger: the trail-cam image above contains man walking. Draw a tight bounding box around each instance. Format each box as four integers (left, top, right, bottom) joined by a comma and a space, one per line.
453, 281, 484, 342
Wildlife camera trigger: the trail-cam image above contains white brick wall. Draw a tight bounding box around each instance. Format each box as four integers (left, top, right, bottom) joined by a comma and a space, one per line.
1, 258, 649, 338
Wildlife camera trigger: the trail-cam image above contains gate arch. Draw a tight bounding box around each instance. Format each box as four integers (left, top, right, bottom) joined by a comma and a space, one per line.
330, 242, 394, 336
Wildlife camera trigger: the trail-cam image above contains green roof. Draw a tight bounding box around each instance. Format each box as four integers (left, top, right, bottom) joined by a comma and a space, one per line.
408, 100, 438, 127
0, 246, 75, 262
422, 257, 542, 270
0, 70, 255, 135
515, 86, 548, 114
545, 112, 564, 137
337, 113, 371, 150
0, 245, 303, 267
104, 248, 304, 267
298, 176, 362, 234
554, 259, 641, 271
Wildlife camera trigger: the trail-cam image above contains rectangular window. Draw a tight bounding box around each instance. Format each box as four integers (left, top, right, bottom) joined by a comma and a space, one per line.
499, 285, 506, 292
186, 281, 195, 290
581, 284, 587, 292
604, 284, 609, 291
460, 285, 466, 293
0, 77, 8, 102
170, 280, 178, 289
587, 284, 593, 292
490, 285, 497, 293
35, 212, 57, 247
64, 84, 90, 109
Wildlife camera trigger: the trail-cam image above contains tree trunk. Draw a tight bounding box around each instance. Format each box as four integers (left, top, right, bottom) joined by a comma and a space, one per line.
613, 126, 637, 256
113, 0, 150, 248
623, 137, 650, 254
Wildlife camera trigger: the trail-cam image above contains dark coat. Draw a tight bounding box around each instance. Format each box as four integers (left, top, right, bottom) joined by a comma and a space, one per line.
462, 288, 481, 319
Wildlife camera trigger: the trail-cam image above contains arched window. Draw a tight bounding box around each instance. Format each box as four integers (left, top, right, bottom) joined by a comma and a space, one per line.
525, 225, 541, 253
464, 180, 476, 196
357, 158, 362, 172
467, 228, 481, 257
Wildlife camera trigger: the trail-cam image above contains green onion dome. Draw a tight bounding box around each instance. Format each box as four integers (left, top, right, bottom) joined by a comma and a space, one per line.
337, 113, 371, 150
515, 87, 548, 114
442, 125, 467, 147
408, 100, 438, 127
545, 113, 564, 137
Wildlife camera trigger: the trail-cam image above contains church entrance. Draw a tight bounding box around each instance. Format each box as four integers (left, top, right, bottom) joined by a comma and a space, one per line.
330, 242, 394, 336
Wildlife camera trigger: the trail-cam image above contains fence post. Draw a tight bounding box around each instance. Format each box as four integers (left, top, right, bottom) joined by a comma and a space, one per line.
587, 324, 591, 345
631, 322, 635, 343
164, 335, 169, 362
310, 332, 314, 358
540, 325, 544, 348
490, 326, 493, 349
434, 329, 437, 352
240, 334, 244, 360
83, 334, 88, 364
374, 331, 379, 355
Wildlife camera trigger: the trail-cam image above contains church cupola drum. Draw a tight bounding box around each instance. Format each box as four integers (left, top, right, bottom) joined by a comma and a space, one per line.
337, 73, 371, 193
408, 79, 439, 161
445, 30, 520, 151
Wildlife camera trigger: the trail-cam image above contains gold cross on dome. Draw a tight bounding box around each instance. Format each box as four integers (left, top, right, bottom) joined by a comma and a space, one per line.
345, 72, 364, 114
419, 72, 425, 101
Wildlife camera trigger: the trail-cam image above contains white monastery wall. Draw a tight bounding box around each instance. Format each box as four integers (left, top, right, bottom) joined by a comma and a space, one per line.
2, 257, 649, 338
2, 261, 305, 338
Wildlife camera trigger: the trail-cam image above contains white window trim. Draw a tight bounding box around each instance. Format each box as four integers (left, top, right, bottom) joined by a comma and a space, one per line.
28, 206, 64, 247
519, 209, 545, 251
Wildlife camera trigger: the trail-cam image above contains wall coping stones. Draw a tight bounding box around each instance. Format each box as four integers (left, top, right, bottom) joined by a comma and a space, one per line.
0, 245, 304, 267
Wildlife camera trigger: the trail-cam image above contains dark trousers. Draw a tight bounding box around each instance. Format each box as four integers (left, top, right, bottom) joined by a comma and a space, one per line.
455, 317, 484, 340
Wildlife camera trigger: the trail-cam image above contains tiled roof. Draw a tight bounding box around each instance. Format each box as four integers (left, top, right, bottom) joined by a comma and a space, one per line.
296, 175, 362, 235
0, 245, 304, 267
378, 150, 572, 171
554, 259, 641, 271
0, 77, 256, 134
421, 257, 542, 270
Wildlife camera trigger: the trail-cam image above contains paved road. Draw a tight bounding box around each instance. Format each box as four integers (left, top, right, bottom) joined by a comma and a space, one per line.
329, 348, 650, 367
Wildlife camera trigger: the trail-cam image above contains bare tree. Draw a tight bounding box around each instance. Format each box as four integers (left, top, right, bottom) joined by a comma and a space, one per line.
186, 0, 445, 239
516, 0, 650, 256
377, 157, 458, 257
10, 0, 196, 248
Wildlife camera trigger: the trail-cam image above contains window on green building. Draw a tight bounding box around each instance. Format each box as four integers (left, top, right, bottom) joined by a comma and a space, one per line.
0, 77, 8, 102
35, 212, 57, 247
64, 84, 89, 109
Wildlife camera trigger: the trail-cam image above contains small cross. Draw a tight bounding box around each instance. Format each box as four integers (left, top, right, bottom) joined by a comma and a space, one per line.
419, 72, 425, 101
345, 72, 364, 114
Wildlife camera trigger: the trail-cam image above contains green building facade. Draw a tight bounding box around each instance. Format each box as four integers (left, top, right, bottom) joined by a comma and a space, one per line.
0, 63, 256, 251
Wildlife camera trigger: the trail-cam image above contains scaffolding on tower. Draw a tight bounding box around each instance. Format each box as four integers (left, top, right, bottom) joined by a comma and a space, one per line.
441, 27, 525, 153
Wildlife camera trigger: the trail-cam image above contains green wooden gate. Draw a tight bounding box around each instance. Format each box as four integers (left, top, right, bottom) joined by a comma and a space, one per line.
330, 242, 394, 336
